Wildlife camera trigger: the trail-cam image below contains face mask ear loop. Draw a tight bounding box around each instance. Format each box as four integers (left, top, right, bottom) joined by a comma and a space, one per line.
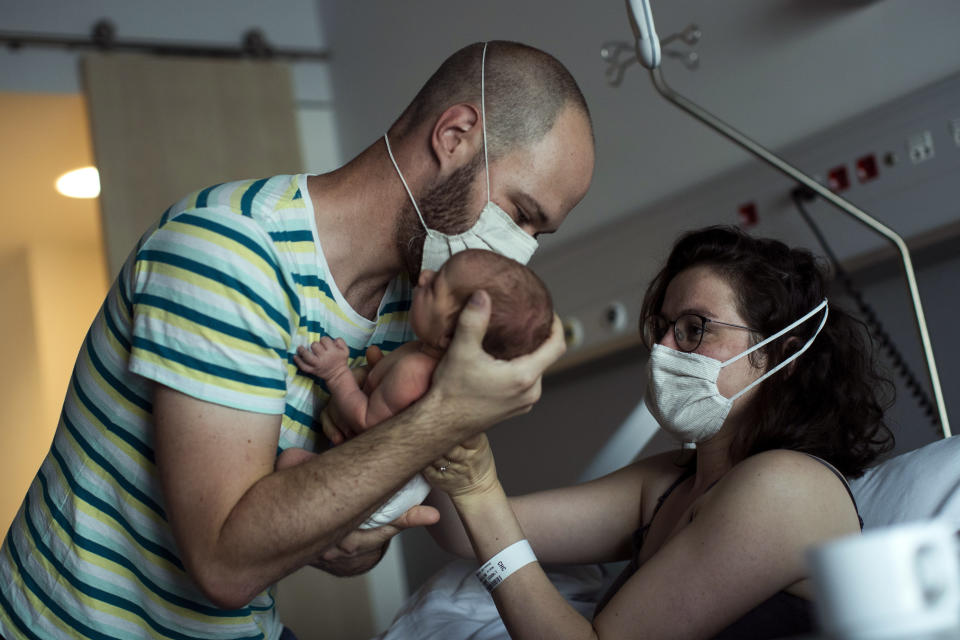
481, 41, 491, 204
728, 300, 830, 402
384, 133, 432, 235
721, 298, 829, 368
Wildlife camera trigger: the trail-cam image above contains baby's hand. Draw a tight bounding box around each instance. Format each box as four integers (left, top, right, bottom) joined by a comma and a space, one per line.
294, 336, 351, 379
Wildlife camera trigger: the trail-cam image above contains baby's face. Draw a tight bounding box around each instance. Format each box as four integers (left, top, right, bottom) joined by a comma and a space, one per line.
410, 262, 464, 350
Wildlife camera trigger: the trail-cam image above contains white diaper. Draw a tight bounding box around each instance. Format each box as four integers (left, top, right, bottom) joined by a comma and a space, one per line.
360, 473, 432, 529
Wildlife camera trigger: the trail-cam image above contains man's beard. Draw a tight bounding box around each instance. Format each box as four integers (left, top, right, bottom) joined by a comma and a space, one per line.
395, 152, 483, 281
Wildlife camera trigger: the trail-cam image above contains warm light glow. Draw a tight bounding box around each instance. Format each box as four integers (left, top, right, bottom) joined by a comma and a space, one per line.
55, 167, 100, 199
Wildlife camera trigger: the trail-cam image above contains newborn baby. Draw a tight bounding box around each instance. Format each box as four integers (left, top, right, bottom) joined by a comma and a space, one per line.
277, 249, 554, 528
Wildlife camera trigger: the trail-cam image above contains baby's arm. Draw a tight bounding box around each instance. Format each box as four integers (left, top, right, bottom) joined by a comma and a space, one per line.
295, 336, 372, 429
364, 352, 436, 424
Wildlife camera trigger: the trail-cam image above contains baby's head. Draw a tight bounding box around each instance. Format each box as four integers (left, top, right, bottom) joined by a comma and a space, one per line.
411, 249, 554, 359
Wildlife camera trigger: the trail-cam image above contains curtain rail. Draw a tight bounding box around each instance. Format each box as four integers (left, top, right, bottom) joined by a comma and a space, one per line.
0, 20, 330, 61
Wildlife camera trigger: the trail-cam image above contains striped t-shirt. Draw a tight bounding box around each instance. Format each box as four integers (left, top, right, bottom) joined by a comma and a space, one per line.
0, 175, 414, 639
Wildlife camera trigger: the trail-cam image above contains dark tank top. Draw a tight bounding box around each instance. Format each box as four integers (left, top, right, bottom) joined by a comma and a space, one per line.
593, 454, 861, 639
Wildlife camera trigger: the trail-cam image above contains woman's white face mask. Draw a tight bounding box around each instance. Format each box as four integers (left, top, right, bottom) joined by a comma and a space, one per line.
645, 299, 829, 444
384, 42, 538, 272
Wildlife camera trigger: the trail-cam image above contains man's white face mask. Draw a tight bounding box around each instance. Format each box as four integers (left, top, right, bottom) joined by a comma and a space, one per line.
384, 41, 538, 272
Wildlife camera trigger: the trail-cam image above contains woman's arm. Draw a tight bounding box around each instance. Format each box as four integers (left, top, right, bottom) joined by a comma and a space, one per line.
426, 450, 669, 564
425, 435, 600, 639
429, 445, 861, 640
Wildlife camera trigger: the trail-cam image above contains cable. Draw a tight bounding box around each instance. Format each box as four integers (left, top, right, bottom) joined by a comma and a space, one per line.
790, 185, 940, 431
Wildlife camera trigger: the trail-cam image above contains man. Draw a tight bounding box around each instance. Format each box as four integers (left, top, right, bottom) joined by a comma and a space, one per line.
0, 41, 594, 639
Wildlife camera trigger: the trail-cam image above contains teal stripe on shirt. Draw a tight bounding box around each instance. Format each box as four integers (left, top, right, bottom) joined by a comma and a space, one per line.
84, 333, 153, 415
240, 179, 268, 217
131, 337, 286, 390
31, 472, 241, 620
135, 250, 290, 332
70, 369, 154, 462
135, 293, 286, 359
157, 212, 301, 319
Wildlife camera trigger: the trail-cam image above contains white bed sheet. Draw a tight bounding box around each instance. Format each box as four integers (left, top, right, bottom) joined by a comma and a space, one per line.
374, 560, 610, 640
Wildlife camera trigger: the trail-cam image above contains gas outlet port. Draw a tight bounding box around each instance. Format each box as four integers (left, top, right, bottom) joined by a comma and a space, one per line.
562, 317, 584, 348
604, 302, 629, 332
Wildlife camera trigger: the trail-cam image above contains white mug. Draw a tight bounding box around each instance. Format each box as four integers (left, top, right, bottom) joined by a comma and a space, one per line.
806, 519, 960, 640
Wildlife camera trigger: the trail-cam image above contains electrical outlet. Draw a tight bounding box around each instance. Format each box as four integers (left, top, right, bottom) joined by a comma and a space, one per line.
950, 119, 960, 147
907, 130, 935, 164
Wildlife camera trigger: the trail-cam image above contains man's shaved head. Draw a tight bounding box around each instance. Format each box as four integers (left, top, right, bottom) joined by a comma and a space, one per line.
395, 41, 593, 159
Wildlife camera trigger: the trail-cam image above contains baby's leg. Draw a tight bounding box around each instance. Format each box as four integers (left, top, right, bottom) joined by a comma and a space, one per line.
359, 474, 432, 529
275, 447, 317, 470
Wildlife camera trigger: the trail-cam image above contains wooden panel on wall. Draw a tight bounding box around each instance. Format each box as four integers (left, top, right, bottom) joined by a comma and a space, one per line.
82, 53, 304, 277
0, 249, 44, 539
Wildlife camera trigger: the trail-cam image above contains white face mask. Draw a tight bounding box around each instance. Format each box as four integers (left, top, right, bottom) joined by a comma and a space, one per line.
384, 42, 538, 272
644, 299, 829, 444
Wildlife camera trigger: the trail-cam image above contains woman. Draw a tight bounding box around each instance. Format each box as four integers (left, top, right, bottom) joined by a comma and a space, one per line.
425, 225, 894, 639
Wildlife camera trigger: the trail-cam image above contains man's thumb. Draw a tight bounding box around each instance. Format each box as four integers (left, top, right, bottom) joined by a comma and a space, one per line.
451, 290, 491, 346
393, 505, 441, 529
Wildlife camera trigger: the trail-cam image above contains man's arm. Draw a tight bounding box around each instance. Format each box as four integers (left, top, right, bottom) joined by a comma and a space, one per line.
155, 291, 566, 609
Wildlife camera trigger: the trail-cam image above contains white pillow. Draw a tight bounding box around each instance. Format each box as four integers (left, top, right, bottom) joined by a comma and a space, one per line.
849, 436, 960, 530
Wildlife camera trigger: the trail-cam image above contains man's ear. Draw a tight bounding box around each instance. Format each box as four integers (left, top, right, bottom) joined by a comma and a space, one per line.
430, 103, 482, 178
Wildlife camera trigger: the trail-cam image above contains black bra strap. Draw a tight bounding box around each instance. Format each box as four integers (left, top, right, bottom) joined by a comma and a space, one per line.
801, 452, 863, 529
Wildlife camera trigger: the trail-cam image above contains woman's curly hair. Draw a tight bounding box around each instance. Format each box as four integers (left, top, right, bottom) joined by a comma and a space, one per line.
640, 225, 895, 477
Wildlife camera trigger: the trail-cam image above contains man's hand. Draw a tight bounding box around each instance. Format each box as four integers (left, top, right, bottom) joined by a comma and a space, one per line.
312, 504, 440, 576
426, 290, 566, 435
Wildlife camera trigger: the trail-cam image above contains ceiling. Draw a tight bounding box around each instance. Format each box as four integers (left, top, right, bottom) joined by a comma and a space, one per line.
0, 92, 103, 255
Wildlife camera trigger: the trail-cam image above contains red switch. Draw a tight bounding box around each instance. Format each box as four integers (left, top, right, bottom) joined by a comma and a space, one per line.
827, 165, 850, 192
855, 154, 879, 183
738, 201, 758, 227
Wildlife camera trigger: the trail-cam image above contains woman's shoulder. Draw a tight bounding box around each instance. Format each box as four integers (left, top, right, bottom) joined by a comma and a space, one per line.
723, 449, 845, 494
710, 449, 859, 532
732, 448, 840, 479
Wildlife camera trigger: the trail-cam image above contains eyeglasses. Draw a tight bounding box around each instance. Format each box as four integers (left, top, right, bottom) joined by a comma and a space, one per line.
643, 313, 757, 353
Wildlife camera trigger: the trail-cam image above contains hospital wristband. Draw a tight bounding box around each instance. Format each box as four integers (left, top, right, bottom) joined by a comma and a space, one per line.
475, 539, 537, 592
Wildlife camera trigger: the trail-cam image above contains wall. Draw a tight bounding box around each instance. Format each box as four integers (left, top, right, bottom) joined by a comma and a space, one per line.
0, 88, 110, 539
0, 250, 44, 537
0, 243, 107, 538
317, 0, 960, 252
